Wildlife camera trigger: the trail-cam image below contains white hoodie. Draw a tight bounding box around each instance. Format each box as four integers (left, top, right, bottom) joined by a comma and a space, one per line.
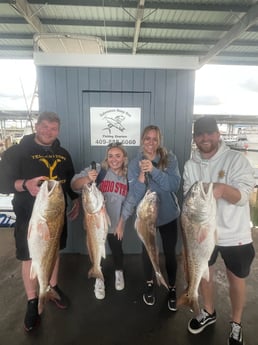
183, 140, 255, 246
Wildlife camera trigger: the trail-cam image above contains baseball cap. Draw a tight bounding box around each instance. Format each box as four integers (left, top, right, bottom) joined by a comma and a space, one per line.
193, 116, 219, 136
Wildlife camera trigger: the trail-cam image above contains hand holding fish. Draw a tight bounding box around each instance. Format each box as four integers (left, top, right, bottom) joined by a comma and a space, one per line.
24, 176, 49, 196
139, 159, 154, 174
213, 182, 241, 204
88, 169, 98, 183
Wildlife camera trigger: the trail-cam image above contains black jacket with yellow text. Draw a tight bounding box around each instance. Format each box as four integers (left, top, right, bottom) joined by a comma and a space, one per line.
0, 134, 78, 234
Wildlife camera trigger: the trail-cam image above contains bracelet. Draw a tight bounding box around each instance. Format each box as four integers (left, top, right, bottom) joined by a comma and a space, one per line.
22, 179, 28, 191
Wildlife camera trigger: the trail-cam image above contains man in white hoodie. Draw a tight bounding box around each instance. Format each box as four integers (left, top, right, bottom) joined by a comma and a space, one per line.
183, 116, 255, 345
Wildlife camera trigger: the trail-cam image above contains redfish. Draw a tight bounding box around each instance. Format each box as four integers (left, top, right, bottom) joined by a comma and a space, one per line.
135, 189, 168, 289
28, 180, 65, 314
82, 182, 110, 281
178, 181, 217, 313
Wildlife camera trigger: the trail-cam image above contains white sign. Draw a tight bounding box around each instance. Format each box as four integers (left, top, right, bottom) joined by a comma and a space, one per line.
90, 107, 141, 146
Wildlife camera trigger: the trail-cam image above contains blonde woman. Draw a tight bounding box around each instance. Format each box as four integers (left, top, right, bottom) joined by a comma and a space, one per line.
127, 125, 181, 310
71, 143, 132, 299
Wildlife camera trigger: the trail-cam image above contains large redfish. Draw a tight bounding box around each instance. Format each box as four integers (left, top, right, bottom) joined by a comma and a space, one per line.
135, 190, 168, 289
82, 182, 110, 281
28, 180, 65, 314
178, 181, 216, 313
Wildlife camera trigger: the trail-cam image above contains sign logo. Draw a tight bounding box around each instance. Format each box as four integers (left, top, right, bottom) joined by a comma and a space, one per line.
90, 107, 141, 146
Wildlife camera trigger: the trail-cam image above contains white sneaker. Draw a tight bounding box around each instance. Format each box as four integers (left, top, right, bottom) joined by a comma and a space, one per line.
115, 270, 125, 291
94, 278, 105, 299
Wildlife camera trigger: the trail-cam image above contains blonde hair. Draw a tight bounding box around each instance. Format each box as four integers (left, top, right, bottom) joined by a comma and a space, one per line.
141, 125, 168, 170
101, 143, 128, 177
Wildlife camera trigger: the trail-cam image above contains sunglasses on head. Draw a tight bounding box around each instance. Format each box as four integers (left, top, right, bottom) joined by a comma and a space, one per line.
107, 142, 123, 148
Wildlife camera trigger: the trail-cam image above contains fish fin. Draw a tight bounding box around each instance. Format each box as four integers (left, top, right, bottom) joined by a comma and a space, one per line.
155, 271, 168, 290
32, 271, 52, 314
177, 291, 188, 307
191, 299, 200, 315
38, 293, 48, 315
86, 240, 93, 263
99, 206, 111, 227
197, 226, 208, 243
104, 207, 111, 227
38, 222, 51, 241
202, 267, 210, 282
27, 223, 32, 238
46, 285, 60, 303
177, 292, 200, 314
30, 263, 37, 280
101, 245, 106, 259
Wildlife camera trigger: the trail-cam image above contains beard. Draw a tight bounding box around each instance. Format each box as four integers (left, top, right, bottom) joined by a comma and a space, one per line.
196, 141, 218, 154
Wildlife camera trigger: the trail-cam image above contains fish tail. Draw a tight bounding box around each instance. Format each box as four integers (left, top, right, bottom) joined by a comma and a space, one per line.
29, 263, 37, 280
177, 292, 200, 314
101, 245, 106, 259
177, 292, 190, 308
88, 267, 104, 281
191, 299, 200, 315
38, 294, 47, 315
155, 271, 168, 290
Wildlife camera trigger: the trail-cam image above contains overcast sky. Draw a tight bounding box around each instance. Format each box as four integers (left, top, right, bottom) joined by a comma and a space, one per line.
0, 59, 258, 116
194, 64, 258, 116
0, 60, 38, 111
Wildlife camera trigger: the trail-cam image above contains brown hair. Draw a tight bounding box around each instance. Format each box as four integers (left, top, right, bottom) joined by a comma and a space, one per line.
101, 143, 128, 177
37, 112, 60, 126
141, 125, 168, 170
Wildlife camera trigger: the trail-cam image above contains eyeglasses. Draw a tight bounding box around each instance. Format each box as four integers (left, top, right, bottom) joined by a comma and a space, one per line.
107, 142, 123, 148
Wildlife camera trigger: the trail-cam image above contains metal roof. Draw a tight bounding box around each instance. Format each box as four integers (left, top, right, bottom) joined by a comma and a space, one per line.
1, 0, 258, 67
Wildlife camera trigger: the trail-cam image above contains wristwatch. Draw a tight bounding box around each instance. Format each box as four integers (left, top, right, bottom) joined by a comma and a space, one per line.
22, 179, 28, 191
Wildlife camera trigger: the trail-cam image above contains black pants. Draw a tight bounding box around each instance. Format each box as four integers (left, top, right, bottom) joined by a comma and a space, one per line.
107, 233, 124, 270
142, 219, 178, 286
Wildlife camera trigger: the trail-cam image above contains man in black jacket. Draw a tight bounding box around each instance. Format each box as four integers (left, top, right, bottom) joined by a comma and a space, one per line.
1, 111, 80, 332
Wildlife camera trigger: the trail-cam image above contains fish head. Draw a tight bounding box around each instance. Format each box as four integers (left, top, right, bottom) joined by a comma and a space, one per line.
82, 182, 104, 214
185, 182, 213, 204
46, 179, 64, 207
182, 181, 215, 224
137, 190, 158, 221
34, 180, 65, 221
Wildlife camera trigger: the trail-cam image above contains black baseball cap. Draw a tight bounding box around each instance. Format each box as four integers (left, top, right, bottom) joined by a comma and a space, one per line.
193, 116, 219, 136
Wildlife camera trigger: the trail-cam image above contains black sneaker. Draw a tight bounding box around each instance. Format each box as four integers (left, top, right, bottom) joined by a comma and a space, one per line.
24, 298, 40, 332
188, 308, 216, 334
48, 285, 70, 309
168, 287, 177, 311
228, 322, 244, 345
143, 282, 155, 306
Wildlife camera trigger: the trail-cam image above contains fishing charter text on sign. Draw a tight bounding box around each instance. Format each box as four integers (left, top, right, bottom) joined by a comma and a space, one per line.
90, 107, 141, 146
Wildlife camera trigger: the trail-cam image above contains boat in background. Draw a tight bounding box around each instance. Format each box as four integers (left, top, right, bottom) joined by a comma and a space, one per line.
222, 134, 249, 150
0, 193, 16, 227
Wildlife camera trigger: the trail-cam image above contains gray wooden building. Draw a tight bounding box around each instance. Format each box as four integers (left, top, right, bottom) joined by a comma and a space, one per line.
36, 56, 195, 254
